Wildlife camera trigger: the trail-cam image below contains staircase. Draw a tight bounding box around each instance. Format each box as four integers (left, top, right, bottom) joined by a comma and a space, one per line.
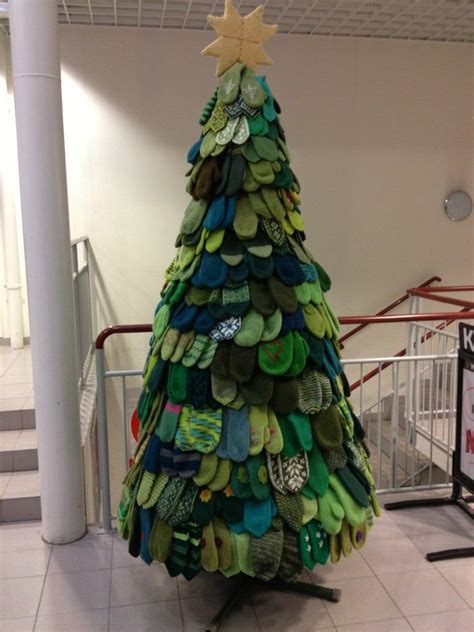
0, 346, 41, 522
361, 377, 453, 490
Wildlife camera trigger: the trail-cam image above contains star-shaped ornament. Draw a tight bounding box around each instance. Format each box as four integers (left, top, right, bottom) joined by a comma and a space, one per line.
202, 0, 278, 76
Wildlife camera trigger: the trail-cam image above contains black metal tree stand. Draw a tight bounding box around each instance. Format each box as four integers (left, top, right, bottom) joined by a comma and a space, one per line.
206, 574, 341, 632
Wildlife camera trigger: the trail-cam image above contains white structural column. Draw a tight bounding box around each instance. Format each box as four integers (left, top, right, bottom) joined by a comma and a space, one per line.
9, 0, 86, 543
0, 40, 24, 349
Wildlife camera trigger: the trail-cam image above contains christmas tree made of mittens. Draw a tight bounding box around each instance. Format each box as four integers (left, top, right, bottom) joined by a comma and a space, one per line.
117, 0, 380, 583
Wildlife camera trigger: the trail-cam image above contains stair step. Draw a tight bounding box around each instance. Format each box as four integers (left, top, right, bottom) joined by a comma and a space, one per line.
0, 429, 38, 472
0, 406, 36, 431
0, 469, 41, 522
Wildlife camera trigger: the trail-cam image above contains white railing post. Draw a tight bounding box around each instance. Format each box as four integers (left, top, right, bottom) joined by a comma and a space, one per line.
405, 295, 417, 444
9, 0, 86, 543
390, 362, 400, 488
95, 346, 113, 532
71, 243, 85, 389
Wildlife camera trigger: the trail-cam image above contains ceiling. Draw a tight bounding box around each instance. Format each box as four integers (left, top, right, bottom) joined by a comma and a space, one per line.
1, 1, 473, 43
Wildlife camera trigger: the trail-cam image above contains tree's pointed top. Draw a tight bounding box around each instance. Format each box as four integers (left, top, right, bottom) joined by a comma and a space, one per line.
202, 0, 278, 77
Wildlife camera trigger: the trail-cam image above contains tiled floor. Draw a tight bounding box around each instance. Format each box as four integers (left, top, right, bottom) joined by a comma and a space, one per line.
0, 494, 472, 631
0, 346, 34, 412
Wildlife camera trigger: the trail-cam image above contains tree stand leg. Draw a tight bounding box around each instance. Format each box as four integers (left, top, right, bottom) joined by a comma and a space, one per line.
205, 575, 341, 632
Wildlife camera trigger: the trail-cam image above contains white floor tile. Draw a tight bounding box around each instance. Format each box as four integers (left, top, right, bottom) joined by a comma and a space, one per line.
35, 608, 109, 631
0, 397, 27, 412
0, 348, 19, 360
177, 570, 239, 599
0, 473, 10, 496
181, 595, 260, 632
109, 601, 184, 631
433, 555, 474, 569
378, 568, 468, 616
323, 576, 401, 626
38, 569, 111, 615
48, 536, 112, 574
4, 369, 33, 382
252, 589, 335, 631
110, 564, 179, 607
438, 561, 474, 607
15, 430, 37, 450
0, 617, 35, 631
310, 550, 374, 583
3, 471, 40, 498
386, 505, 466, 536
336, 618, 412, 631
0, 360, 17, 375
0, 372, 32, 386
111, 536, 146, 569
0, 430, 21, 451
0, 546, 51, 579
410, 530, 474, 556
439, 503, 474, 534
0, 576, 44, 619
407, 608, 474, 631
0, 384, 33, 399
360, 535, 429, 575
23, 397, 35, 410
0, 522, 44, 552
3, 365, 33, 379
365, 510, 406, 540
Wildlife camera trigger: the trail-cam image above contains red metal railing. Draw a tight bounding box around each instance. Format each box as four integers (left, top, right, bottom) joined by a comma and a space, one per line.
346, 285, 474, 390
95, 289, 474, 350
95, 324, 152, 350
95, 286, 474, 397
349, 306, 471, 391
338, 276, 441, 348
408, 285, 474, 310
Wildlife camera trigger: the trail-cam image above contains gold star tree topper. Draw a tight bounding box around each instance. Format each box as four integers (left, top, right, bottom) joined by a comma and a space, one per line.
202, 0, 278, 76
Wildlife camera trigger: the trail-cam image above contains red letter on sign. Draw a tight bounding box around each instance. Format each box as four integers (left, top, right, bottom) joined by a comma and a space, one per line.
466, 430, 474, 454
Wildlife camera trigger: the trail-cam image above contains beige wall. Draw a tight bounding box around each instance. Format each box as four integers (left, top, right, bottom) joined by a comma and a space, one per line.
1, 27, 473, 343
58, 27, 473, 336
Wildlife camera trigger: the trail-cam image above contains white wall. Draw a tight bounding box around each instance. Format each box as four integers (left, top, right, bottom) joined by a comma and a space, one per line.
0, 36, 29, 341
1, 27, 472, 344
57, 27, 473, 342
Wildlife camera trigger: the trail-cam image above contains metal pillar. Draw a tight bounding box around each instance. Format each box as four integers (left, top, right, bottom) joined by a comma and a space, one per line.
9, 0, 86, 543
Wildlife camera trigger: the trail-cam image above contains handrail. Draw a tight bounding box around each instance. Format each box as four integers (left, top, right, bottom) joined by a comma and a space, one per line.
347, 285, 474, 391
71, 236, 94, 388
339, 311, 474, 325
338, 276, 441, 347
411, 285, 474, 293
95, 324, 152, 349
408, 286, 474, 310
349, 307, 471, 391
70, 235, 90, 247
94, 310, 474, 400
347, 285, 474, 390
95, 309, 474, 351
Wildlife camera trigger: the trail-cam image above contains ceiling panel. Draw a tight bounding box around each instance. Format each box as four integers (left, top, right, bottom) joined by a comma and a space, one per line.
0, 1, 472, 43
